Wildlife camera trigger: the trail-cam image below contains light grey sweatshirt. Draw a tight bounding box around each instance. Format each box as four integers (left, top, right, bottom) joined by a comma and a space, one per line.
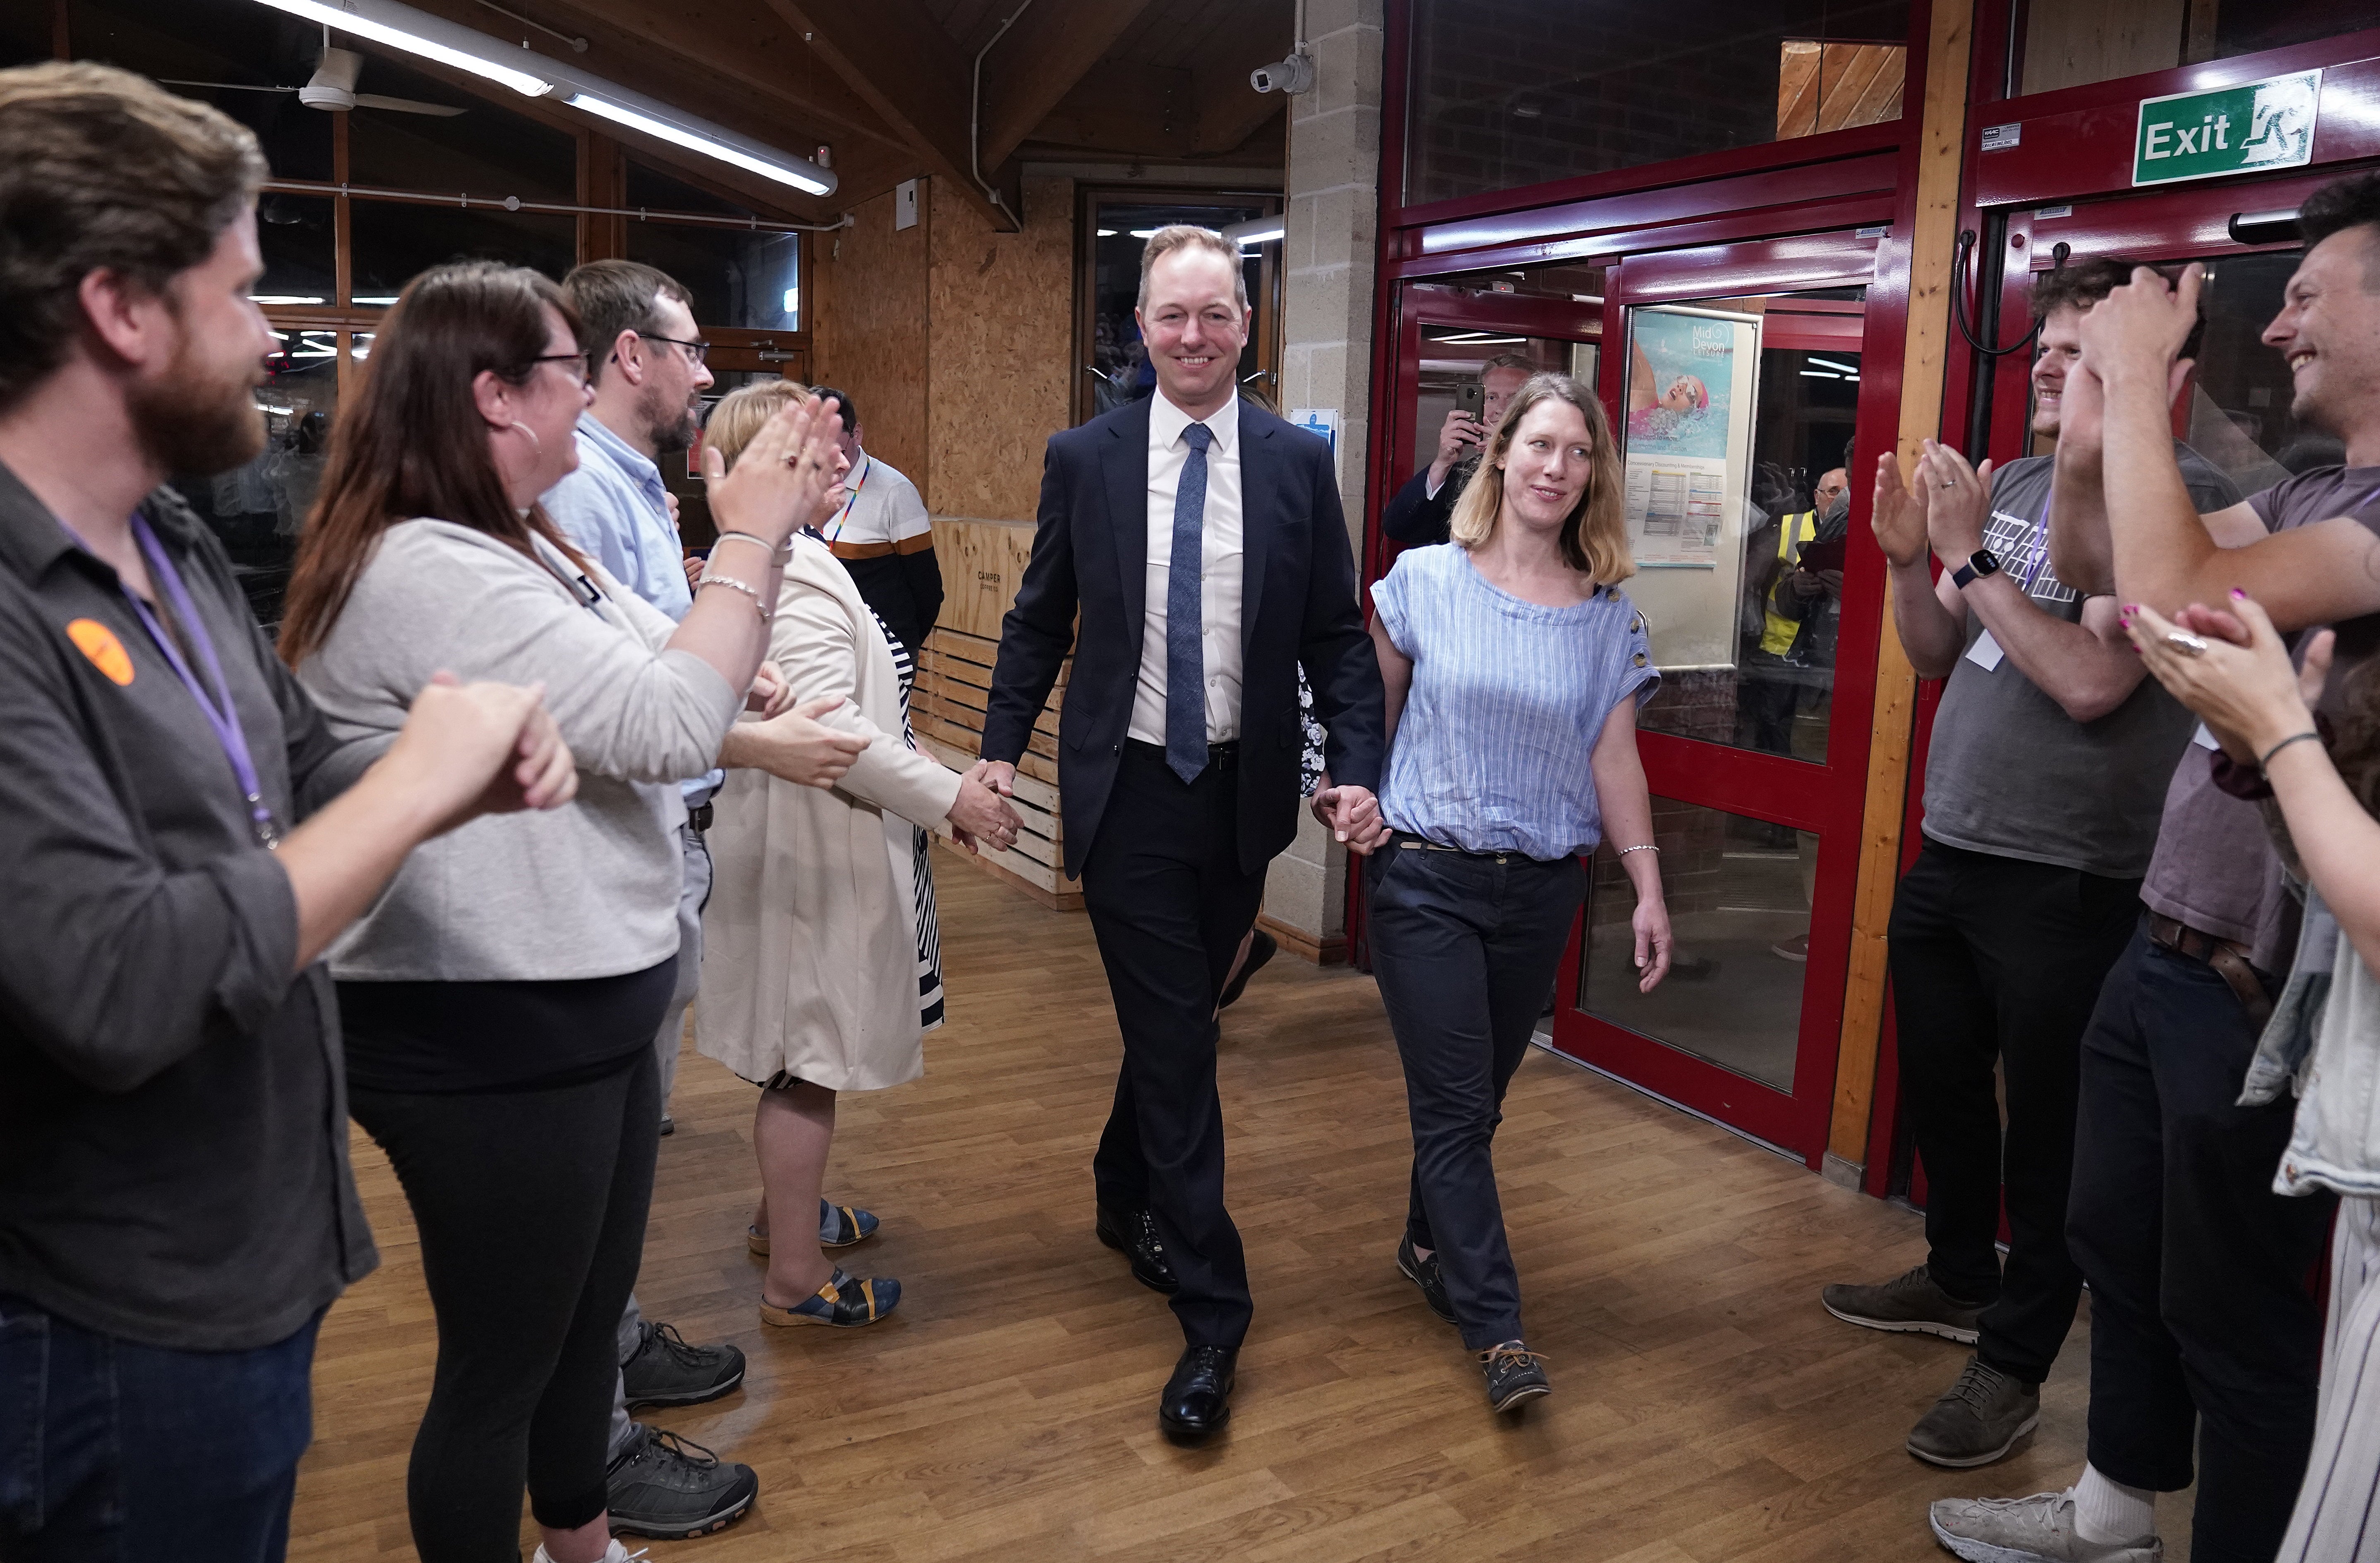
295, 519, 740, 981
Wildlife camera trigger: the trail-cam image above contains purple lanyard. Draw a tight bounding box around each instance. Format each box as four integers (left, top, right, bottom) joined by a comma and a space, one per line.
68, 514, 280, 848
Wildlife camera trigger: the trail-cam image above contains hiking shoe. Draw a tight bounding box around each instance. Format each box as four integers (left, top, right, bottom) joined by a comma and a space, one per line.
1396, 1233, 1455, 1326
620, 1321, 745, 1409
1821, 1262, 1988, 1344
1479, 1340, 1550, 1412
605, 1424, 757, 1540
1908, 1356, 2041, 1468
1928, 1489, 2162, 1561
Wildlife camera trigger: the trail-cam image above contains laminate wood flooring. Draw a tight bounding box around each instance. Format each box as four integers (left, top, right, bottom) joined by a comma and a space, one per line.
290, 855, 2194, 1561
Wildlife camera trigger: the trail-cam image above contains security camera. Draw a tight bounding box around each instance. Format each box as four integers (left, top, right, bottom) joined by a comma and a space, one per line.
1250, 52, 1316, 95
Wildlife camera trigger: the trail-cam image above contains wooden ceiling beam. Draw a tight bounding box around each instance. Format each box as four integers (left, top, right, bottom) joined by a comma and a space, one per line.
978, 0, 1158, 169
757, 0, 1008, 227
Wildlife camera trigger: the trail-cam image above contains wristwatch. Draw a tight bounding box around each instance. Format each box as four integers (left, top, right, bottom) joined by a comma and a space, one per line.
1950, 548, 2002, 590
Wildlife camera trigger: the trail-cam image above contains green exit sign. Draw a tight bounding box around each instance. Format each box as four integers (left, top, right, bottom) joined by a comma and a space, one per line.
2135, 69, 2321, 187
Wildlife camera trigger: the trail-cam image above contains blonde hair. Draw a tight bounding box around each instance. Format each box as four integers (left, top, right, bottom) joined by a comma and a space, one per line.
1448, 372, 1631, 585
705, 378, 808, 469
1136, 224, 1248, 313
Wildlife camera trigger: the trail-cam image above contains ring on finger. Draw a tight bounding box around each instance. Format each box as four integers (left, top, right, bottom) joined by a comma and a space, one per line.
2165, 630, 2210, 657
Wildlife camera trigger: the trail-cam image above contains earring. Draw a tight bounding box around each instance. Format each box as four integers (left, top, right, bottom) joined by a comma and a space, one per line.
508, 420, 542, 455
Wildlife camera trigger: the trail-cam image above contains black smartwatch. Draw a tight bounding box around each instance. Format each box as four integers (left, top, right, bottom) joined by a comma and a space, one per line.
1951, 548, 2002, 590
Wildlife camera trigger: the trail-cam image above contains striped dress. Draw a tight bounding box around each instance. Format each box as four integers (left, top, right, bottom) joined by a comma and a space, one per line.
869, 610, 944, 1032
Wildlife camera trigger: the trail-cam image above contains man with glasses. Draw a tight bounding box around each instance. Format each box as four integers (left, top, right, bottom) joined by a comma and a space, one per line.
543, 258, 759, 1544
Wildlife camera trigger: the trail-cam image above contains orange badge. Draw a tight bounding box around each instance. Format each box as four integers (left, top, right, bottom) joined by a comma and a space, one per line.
66, 618, 134, 686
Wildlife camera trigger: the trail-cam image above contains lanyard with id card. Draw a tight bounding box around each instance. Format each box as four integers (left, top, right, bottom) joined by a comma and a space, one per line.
1963, 483, 2055, 674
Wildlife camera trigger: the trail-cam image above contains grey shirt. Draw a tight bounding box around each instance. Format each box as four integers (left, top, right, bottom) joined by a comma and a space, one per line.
0, 467, 378, 1351
1919, 448, 2242, 878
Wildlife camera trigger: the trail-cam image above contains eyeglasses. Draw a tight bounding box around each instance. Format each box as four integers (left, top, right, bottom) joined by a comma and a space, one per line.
635, 331, 711, 366
528, 352, 591, 388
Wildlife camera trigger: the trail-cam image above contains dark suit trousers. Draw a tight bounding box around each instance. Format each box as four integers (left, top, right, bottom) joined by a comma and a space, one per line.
1082, 742, 1266, 1348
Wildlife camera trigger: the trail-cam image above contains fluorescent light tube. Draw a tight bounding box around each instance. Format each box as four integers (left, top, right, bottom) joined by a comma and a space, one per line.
249, 0, 552, 96
249, 293, 325, 304
1220, 215, 1285, 245
565, 93, 831, 196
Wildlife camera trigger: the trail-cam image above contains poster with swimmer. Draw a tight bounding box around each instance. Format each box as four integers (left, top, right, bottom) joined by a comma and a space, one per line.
1619, 303, 1762, 670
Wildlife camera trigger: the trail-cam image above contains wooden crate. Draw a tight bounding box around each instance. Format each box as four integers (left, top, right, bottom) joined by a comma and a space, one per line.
919, 516, 1081, 911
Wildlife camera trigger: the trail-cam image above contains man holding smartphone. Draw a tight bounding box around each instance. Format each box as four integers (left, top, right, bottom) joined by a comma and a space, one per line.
1380, 352, 1533, 546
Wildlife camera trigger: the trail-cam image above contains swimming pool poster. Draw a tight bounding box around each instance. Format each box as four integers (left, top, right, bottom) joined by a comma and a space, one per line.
1618, 304, 1763, 671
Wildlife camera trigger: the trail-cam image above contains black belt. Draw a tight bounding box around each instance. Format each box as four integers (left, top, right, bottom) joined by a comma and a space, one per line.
2146, 912, 2272, 1031
687, 803, 714, 833
1123, 738, 1240, 772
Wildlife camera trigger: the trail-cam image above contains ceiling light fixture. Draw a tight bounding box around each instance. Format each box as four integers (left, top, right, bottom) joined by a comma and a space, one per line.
249, 0, 552, 96
1221, 214, 1285, 247
564, 92, 831, 196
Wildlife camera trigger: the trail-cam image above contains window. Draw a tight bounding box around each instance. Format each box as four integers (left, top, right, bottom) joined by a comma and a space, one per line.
349, 201, 577, 304
1076, 191, 1281, 425
1403, 0, 1910, 206
625, 162, 802, 333
2018, 0, 2367, 97
70, 0, 333, 179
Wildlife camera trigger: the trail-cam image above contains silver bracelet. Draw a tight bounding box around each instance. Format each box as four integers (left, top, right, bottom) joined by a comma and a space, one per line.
711, 529, 787, 560
697, 571, 769, 619
1616, 843, 1659, 856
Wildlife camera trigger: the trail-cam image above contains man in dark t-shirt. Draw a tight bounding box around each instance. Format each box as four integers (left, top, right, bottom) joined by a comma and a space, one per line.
1818, 260, 2241, 1480
1928, 170, 2380, 1563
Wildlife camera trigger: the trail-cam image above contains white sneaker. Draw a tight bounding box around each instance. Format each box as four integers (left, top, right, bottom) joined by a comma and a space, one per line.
1928, 1491, 2161, 1562
530, 1544, 648, 1563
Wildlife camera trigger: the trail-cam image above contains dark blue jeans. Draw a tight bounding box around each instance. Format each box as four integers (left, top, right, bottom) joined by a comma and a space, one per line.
0, 1298, 321, 1563
2067, 924, 2334, 1563
1368, 840, 1585, 1352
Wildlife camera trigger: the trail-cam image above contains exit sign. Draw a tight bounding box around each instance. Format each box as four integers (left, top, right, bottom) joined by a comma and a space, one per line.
2134, 69, 2321, 187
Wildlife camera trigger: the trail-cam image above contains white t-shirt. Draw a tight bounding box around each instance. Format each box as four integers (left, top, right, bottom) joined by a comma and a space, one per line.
822, 453, 930, 549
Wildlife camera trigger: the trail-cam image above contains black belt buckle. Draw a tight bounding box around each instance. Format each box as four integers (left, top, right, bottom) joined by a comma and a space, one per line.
688, 803, 714, 833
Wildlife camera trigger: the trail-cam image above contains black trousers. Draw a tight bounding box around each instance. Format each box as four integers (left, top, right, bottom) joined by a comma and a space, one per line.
1366, 842, 1584, 1352
2067, 925, 2333, 1563
1887, 839, 2142, 1382
1082, 743, 1268, 1348
347, 1051, 659, 1562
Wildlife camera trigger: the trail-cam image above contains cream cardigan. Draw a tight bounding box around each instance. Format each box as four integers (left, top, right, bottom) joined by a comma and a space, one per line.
696, 534, 962, 1092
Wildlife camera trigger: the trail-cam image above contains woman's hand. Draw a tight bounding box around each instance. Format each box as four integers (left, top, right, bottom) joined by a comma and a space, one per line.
746, 660, 797, 717
946, 774, 1021, 854
2124, 593, 2320, 759
701, 392, 843, 548
383, 673, 574, 835
1631, 890, 1673, 993
1915, 440, 1993, 567
723, 696, 869, 787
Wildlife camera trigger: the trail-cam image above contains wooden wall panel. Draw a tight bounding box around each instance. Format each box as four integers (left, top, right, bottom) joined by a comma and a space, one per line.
814, 182, 934, 503
927, 175, 1075, 523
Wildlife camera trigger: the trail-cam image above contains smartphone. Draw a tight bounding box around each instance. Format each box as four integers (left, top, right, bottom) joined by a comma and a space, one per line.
1455, 382, 1484, 422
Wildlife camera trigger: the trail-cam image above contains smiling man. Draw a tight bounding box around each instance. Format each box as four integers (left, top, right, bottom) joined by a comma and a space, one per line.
981, 225, 1386, 1441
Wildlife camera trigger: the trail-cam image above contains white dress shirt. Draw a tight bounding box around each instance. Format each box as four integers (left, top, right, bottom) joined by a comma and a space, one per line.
1129, 390, 1245, 747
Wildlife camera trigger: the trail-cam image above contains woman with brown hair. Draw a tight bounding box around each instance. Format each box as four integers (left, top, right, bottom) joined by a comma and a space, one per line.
694, 379, 1019, 1331
280, 262, 841, 1563
1365, 371, 1672, 1414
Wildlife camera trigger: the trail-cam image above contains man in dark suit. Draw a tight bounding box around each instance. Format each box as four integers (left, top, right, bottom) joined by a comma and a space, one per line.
1378, 352, 1533, 546
980, 225, 1387, 1442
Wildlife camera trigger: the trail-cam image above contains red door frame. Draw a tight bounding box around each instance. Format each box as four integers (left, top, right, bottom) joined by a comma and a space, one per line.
1362, 0, 1936, 1165
1859, 13, 2380, 1197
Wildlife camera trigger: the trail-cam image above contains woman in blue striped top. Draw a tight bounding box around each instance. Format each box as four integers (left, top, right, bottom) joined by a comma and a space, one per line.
1367, 371, 1672, 1413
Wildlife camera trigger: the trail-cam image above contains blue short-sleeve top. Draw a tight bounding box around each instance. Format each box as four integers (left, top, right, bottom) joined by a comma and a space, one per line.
1372, 544, 1660, 862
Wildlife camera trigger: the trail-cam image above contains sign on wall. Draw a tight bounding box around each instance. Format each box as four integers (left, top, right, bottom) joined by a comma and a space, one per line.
2134, 69, 2320, 187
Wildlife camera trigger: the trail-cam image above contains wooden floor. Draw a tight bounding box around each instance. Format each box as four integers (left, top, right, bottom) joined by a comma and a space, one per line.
291, 852, 2195, 1562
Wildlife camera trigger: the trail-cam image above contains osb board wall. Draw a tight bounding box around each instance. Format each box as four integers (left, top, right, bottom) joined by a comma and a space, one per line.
814, 184, 933, 505
927, 175, 1075, 523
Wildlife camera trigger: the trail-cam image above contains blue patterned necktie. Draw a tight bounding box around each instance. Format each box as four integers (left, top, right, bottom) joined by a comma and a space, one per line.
1165, 421, 1214, 783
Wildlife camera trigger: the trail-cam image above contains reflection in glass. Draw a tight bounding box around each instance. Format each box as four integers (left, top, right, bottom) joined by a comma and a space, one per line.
2019, 0, 2362, 97
1410, 326, 1578, 500
1405, 0, 1909, 205
1578, 797, 1818, 1092
626, 161, 802, 333
1082, 200, 1271, 422
254, 194, 335, 305
179, 330, 349, 632
349, 201, 575, 304
1621, 288, 1865, 762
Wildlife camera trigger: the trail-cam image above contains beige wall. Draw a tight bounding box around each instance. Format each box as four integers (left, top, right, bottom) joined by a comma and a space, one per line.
813, 174, 1074, 520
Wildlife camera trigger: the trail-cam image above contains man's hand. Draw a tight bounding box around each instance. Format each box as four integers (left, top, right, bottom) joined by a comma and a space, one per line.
724, 695, 868, 788
682, 553, 705, 592
665, 489, 682, 530
1317, 782, 1388, 855
468, 700, 579, 821
946, 773, 1021, 854
1916, 440, 1994, 566
978, 759, 1019, 799
746, 659, 796, 717
2076, 263, 2204, 391
1428, 409, 1483, 488
1871, 450, 1929, 568
383, 673, 575, 837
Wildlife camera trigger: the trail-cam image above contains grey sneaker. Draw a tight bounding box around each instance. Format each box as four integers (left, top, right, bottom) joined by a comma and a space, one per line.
1928, 1489, 2161, 1561
605, 1424, 757, 1540
1822, 1262, 1988, 1344
1907, 1356, 2040, 1467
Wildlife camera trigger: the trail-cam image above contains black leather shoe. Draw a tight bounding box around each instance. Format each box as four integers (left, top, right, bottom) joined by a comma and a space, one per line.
1096, 1203, 1179, 1294
1397, 1233, 1456, 1326
1158, 1344, 1238, 1442
1218, 929, 1277, 1010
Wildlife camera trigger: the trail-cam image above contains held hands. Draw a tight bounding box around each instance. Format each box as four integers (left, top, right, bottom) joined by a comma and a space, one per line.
977, 759, 1019, 799
1914, 440, 1994, 565
385, 671, 578, 837
946, 771, 1022, 855
739, 695, 869, 788
2123, 593, 2331, 761
2076, 263, 2204, 390
1313, 781, 1388, 855
700, 391, 843, 549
